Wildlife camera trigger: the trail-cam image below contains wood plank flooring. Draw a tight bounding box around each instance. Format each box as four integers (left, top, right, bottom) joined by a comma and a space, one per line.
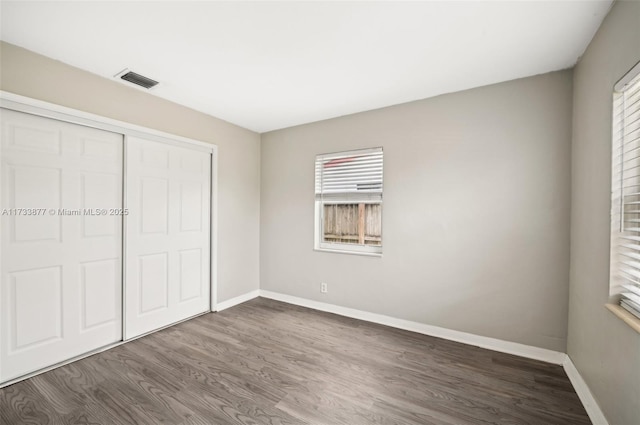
0, 297, 590, 425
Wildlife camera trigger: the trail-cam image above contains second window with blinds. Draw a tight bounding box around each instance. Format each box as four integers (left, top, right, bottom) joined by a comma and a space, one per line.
611, 61, 640, 320
314, 147, 383, 256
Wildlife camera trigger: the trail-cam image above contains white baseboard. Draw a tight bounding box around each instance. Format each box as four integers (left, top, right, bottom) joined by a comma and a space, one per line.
258, 290, 566, 365
215, 289, 260, 312
563, 356, 609, 425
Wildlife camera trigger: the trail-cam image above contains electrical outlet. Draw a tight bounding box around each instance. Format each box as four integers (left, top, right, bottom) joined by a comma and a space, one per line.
320, 282, 328, 293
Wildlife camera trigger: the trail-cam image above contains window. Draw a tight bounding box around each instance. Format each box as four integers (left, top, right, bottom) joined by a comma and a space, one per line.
315, 147, 383, 255
610, 61, 640, 319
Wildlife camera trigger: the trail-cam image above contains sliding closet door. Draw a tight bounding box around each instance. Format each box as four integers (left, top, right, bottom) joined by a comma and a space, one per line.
0, 109, 123, 383
125, 136, 211, 339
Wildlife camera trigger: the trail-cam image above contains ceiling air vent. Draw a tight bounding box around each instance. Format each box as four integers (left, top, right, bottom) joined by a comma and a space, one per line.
115, 69, 158, 89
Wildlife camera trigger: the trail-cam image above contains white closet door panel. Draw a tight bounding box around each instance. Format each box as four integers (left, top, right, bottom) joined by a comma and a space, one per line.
81, 259, 120, 330
1, 109, 123, 383
81, 173, 119, 237
11, 165, 62, 242
139, 252, 169, 314
140, 177, 170, 234
125, 136, 210, 339
10, 267, 63, 350
179, 248, 203, 302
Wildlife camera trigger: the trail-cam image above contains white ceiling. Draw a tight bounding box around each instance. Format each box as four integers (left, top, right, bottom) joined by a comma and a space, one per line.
1, 1, 613, 133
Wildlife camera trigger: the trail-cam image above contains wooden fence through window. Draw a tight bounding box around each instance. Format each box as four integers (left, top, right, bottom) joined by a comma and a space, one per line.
323, 203, 381, 245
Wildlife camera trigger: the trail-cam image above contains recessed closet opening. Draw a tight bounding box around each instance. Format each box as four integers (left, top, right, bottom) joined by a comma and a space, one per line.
0, 93, 218, 386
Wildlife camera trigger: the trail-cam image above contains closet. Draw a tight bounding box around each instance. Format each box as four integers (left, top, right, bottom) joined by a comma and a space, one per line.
0, 104, 214, 385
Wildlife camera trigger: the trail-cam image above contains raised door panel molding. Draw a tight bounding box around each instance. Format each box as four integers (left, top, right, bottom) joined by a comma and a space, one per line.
81, 259, 119, 331
10, 266, 63, 352
139, 252, 169, 315
179, 248, 202, 303
140, 177, 169, 235
81, 172, 120, 237
10, 166, 61, 242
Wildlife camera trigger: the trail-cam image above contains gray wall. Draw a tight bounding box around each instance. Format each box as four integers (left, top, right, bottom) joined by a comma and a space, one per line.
568, 1, 640, 423
261, 71, 573, 352
0, 41, 261, 304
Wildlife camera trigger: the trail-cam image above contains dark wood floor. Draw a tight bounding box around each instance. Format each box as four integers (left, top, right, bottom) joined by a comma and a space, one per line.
0, 297, 590, 425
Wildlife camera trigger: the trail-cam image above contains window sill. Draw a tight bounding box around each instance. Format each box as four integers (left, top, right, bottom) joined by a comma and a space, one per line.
605, 303, 640, 334
314, 247, 382, 258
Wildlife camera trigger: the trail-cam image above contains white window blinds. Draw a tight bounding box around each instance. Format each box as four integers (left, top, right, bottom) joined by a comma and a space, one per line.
611, 62, 640, 319
315, 147, 383, 201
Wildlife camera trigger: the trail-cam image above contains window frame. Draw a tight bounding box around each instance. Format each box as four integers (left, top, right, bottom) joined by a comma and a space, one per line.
314, 148, 383, 257
609, 60, 640, 326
